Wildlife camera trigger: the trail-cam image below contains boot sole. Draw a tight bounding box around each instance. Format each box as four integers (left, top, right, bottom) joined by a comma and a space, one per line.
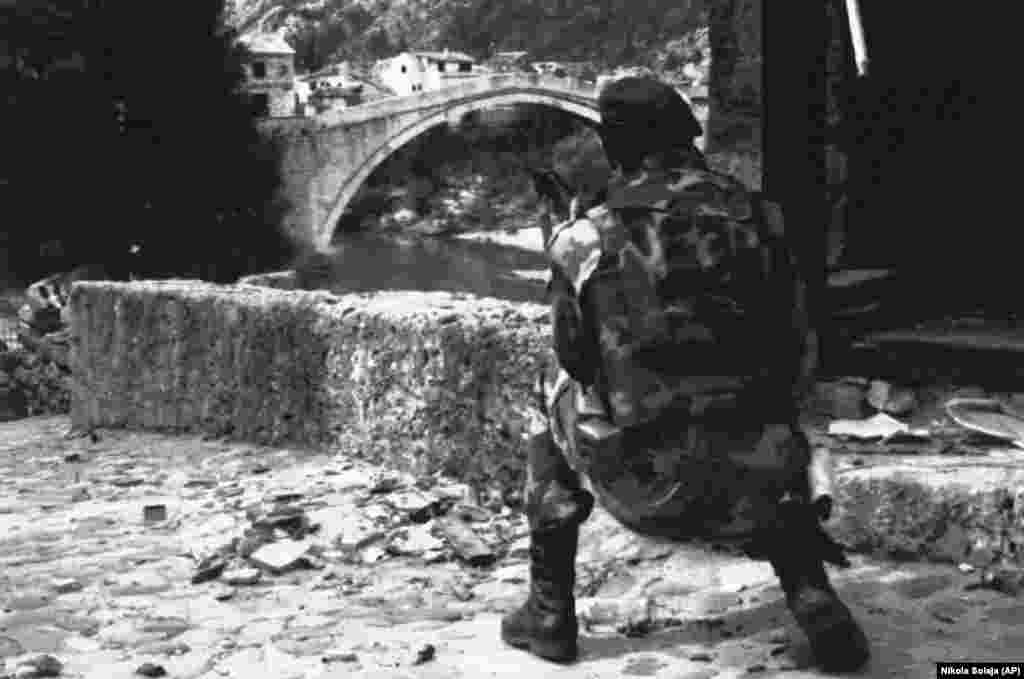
501, 630, 578, 664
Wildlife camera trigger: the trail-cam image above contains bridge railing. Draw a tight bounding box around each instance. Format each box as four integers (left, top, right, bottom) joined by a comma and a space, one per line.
310, 73, 598, 129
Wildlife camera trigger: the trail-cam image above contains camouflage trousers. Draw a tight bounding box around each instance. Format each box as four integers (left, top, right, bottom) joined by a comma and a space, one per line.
525, 369, 816, 555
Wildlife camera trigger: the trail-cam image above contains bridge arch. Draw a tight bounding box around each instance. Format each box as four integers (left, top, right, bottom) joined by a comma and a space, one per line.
317, 89, 600, 249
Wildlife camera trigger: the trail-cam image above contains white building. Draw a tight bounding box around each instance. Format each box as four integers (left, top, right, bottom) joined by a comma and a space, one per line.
377, 53, 426, 96
377, 50, 478, 96
238, 32, 298, 118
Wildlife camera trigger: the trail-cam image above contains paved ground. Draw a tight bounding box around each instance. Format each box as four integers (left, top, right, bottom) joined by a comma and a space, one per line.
1, 417, 1022, 679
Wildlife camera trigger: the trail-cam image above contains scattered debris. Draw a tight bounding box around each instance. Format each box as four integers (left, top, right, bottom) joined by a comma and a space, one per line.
451, 502, 491, 523
387, 523, 446, 557
222, 567, 262, 586
412, 643, 436, 665
12, 654, 62, 678
249, 540, 315, 574
249, 504, 313, 540
618, 617, 656, 638
867, 380, 917, 416
436, 516, 496, 566
135, 662, 168, 677
211, 585, 236, 601
368, 472, 401, 494
143, 504, 167, 523
965, 568, 1024, 597
827, 413, 929, 440
50, 578, 83, 595
360, 545, 389, 564
946, 398, 1024, 449
191, 553, 230, 585
322, 649, 359, 663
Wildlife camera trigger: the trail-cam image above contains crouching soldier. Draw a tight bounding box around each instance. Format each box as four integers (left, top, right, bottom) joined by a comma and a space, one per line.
501, 76, 871, 674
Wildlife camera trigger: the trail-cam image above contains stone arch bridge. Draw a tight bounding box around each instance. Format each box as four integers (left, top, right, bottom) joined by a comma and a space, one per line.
261, 74, 602, 251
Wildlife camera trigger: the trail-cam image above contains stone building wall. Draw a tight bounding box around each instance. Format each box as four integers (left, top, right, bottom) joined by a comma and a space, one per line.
706, 0, 762, 189
243, 53, 296, 118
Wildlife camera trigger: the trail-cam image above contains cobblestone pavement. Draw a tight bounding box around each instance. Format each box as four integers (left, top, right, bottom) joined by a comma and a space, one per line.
1, 417, 1022, 679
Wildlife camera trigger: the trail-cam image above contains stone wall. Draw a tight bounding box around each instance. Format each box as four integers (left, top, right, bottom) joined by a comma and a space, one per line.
707, 0, 762, 189
69, 281, 550, 502
69, 281, 1024, 565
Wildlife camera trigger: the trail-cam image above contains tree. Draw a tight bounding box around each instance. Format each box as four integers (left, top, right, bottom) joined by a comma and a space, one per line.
1, 0, 294, 284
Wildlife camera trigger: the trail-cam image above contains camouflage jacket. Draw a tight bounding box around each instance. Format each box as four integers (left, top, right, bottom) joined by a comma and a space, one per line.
545, 164, 814, 427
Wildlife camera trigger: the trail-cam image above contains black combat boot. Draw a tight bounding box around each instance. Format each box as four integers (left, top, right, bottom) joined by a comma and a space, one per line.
501, 523, 583, 663
767, 508, 871, 674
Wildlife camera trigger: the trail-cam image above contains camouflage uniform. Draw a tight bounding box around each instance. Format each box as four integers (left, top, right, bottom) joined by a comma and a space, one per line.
540, 162, 824, 549
502, 77, 870, 673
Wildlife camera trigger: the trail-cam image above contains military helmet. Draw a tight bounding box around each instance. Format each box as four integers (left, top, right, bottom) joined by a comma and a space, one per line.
597, 76, 703, 170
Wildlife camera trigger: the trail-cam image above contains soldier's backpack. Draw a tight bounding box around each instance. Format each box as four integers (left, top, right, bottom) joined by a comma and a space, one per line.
547, 167, 800, 431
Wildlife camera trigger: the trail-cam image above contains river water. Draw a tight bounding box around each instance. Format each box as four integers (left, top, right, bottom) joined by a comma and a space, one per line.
323, 229, 549, 304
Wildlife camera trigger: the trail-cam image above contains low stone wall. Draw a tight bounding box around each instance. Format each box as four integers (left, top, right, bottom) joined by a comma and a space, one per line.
69, 281, 549, 503
70, 281, 1024, 566
832, 453, 1024, 567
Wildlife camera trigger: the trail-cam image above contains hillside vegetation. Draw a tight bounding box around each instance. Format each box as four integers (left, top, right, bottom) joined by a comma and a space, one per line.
228, 0, 708, 74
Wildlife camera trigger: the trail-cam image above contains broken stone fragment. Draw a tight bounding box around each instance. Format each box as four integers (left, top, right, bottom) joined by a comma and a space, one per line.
143, 504, 167, 523
249, 540, 314, 574
211, 585, 236, 601
111, 476, 144, 488
412, 643, 436, 665
236, 528, 273, 558
221, 567, 262, 586
387, 523, 446, 556
436, 516, 496, 567
191, 554, 230, 585
451, 503, 491, 523
13, 654, 62, 678
576, 597, 654, 627
368, 472, 401, 494
506, 535, 531, 560
867, 379, 918, 415
50, 578, 83, 595
322, 649, 359, 663
385, 489, 449, 523
866, 380, 890, 411
308, 509, 385, 552
183, 477, 218, 488
135, 662, 168, 677
361, 545, 389, 564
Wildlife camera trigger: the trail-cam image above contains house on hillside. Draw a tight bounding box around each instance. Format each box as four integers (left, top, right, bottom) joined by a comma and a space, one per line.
531, 61, 568, 77
377, 53, 425, 96
377, 50, 478, 96
238, 32, 298, 117
486, 51, 530, 72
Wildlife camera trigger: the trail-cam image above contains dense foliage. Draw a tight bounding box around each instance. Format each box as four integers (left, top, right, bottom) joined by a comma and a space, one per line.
239, 0, 707, 74
1, 0, 295, 285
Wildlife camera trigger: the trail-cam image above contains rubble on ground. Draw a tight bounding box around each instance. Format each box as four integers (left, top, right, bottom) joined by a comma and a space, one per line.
0, 274, 78, 419
2, 417, 1024, 677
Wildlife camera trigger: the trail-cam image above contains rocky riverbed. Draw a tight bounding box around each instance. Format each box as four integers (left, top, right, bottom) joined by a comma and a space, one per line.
2, 416, 1023, 679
